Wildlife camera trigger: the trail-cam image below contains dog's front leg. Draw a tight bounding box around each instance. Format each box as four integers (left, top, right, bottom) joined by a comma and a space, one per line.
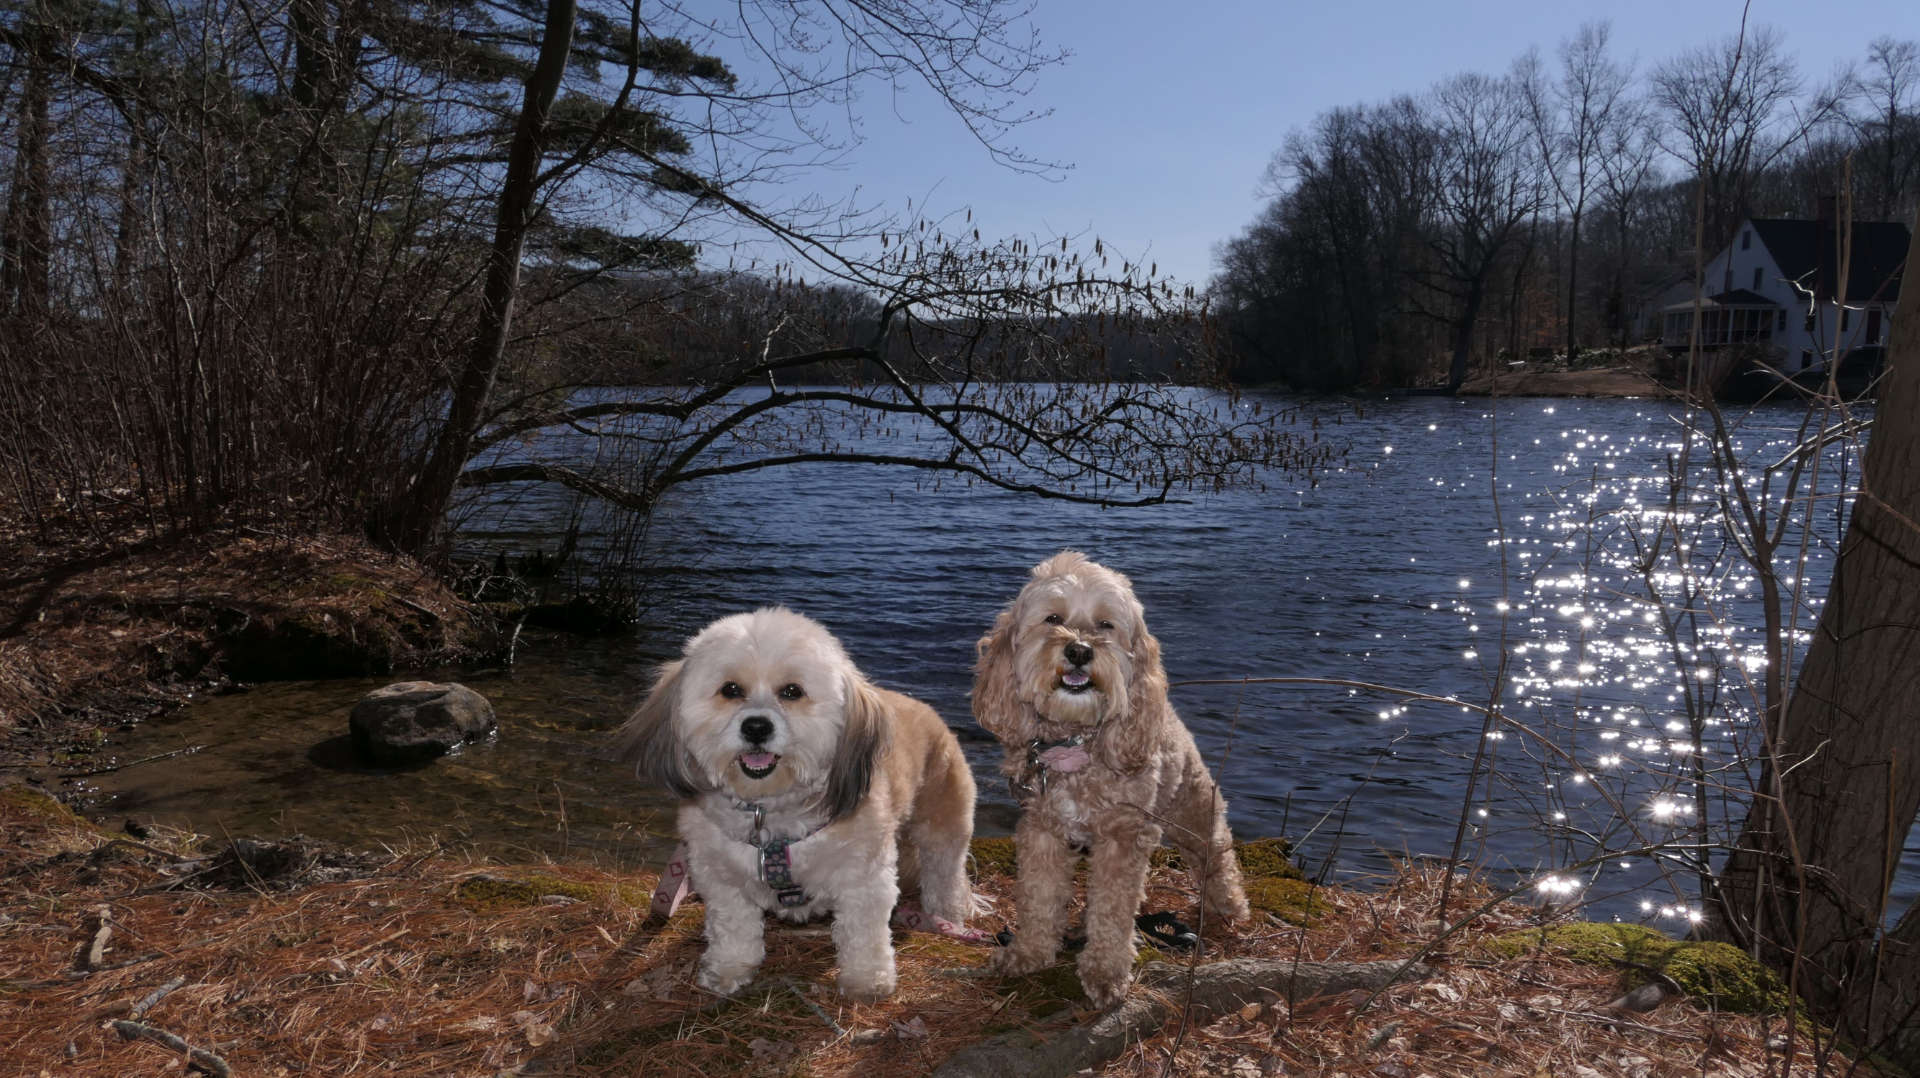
990, 813, 1076, 977
829, 869, 900, 1002
695, 883, 766, 997
1078, 817, 1158, 1009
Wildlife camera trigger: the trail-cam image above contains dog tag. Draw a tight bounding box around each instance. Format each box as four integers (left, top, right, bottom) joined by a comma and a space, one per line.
1037, 744, 1091, 772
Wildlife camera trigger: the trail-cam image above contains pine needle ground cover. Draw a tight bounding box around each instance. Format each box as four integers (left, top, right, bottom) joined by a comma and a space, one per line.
0, 784, 1863, 1077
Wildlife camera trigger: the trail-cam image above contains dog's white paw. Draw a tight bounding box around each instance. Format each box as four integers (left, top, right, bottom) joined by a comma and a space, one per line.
696, 958, 757, 997
836, 962, 897, 1002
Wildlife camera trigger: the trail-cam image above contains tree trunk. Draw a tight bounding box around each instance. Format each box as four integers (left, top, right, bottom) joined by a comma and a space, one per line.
1564, 206, 1581, 364
1445, 277, 1486, 394
1, 21, 53, 321
381, 0, 578, 554
1709, 216, 1920, 1068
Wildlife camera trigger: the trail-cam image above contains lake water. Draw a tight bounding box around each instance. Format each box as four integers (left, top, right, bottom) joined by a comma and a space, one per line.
80, 389, 1914, 924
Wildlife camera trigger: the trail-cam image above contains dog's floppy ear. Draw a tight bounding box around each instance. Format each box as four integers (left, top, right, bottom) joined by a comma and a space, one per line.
1096, 618, 1166, 774
971, 608, 1029, 742
823, 673, 891, 821
610, 659, 704, 799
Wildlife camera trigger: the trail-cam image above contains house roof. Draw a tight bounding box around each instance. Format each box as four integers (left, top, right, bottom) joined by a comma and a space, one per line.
1660, 288, 1780, 313
1746, 218, 1909, 303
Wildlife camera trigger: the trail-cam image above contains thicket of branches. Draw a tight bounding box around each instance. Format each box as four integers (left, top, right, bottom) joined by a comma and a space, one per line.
1212, 23, 1919, 391
0, 0, 1323, 559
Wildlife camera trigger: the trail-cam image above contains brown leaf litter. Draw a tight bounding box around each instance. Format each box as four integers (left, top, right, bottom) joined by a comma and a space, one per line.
0, 782, 1875, 1077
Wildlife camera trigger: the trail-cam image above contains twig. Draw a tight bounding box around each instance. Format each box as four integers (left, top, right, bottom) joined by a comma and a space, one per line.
59, 744, 204, 778
110, 1020, 232, 1077
339, 927, 410, 961
129, 975, 187, 1019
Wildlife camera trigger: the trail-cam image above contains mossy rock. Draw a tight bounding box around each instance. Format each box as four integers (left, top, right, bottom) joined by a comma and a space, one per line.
455, 873, 601, 911
1490, 923, 1791, 1014
1245, 876, 1327, 925
969, 836, 1018, 878
1662, 940, 1792, 1013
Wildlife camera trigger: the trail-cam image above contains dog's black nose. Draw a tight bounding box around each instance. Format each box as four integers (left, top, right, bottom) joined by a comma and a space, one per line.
740, 714, 775, 744
1063, 641, 1094, 667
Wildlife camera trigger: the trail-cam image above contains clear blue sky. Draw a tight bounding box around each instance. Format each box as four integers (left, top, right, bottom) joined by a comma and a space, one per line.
755, 0, 1912, 291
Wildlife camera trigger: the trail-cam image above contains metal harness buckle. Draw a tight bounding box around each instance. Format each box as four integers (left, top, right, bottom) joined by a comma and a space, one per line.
742, 801, 810, 908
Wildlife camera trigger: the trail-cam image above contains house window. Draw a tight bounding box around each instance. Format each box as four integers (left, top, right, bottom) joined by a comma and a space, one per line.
1868, 308, 1883, 343
1752, 267, 1763, 291
1742, 230, 1752, 250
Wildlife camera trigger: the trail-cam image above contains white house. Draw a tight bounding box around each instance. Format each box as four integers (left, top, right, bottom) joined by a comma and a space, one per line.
1654, 213, 1909, 380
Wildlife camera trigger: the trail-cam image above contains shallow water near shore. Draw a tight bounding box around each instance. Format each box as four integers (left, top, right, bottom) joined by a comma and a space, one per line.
78, 390, 1917, 923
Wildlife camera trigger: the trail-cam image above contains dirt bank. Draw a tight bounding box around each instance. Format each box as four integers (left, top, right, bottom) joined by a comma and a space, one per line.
0, 530, 498, 771
1455, 362, 1670, 398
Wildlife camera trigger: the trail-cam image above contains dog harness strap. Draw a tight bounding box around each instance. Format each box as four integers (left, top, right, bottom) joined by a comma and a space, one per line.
1011, 732, 1093, 802
890, 902, 1000, 945
646, 843, 695, 924
758, 838, 809, 908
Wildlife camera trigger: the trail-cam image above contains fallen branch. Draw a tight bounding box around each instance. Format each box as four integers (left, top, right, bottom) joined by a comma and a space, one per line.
129, 975, 188, 1019
110, 1019, 232, 1077
931, 957, 1433, 1078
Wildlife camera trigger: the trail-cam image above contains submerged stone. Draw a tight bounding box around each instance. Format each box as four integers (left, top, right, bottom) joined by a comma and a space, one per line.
349, 681, 496, 766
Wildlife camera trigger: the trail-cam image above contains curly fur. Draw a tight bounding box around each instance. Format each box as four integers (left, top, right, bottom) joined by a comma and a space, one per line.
973, 552, 1249, 1008
615, 607, 976, 1000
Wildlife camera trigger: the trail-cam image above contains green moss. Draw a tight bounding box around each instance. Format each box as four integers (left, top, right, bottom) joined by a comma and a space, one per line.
1245, 877, 1327, 925
1234, 838, 1303, 881
1012, 962, 1085, 1016
1151, 838, 1301, 882
896, 934, 989, 965
454, 873, 600, 911
1490, 923, 1791, 1015
0, 783, 83, 824
969, 836, 1018, 878
1487, 922, 1670, 966
1662, 940, 1792, 1013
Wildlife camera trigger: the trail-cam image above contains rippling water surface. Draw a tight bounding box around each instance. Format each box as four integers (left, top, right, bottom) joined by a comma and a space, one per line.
84, 390, 1914, 922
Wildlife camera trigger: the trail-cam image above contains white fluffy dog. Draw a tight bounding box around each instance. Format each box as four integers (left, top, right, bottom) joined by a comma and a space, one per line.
974, 551, 1250, 1008
615, 607, 977, 1000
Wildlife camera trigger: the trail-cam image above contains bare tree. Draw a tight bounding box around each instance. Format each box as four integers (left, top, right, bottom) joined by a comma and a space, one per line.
1846, 36, 1920, 222
1650, 25, 1840, 250
0, 0, 1319, 562
1419, 72, 1544, 393
1515, 21, 1633, 363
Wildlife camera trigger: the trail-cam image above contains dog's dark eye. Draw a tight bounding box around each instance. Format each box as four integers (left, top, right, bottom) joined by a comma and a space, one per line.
778, 683, 805, 701
1043, 613, 1063, 625
1098, 619, 1115, 631
719, 682, 744, 699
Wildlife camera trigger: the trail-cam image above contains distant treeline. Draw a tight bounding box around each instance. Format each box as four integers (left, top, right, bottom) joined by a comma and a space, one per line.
516, 269, 1204, 388
1210, 25, 1920, 391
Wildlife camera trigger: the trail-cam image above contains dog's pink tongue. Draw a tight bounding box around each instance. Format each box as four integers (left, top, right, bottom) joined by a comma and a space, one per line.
740, 752, 776, 769
1062, 670, 1091, 687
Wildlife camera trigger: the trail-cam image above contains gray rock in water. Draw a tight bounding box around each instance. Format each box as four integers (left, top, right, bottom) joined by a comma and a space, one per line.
349, 681, 496, 766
